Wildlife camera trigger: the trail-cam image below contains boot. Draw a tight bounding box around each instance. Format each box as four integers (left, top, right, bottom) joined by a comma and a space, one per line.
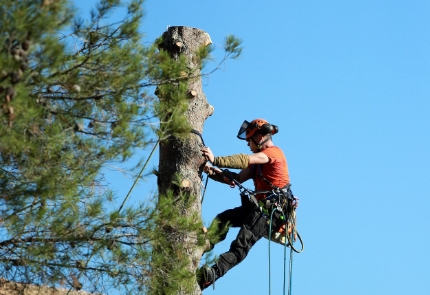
198, 265, 220, 290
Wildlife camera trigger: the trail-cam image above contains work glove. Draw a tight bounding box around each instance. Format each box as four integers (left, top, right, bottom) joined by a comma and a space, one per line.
222, 169, 235, 181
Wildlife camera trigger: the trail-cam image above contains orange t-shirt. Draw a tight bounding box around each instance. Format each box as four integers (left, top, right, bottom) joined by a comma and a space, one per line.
250, 146, 290, 200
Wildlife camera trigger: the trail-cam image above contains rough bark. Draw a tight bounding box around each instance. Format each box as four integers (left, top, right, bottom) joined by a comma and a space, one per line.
156, 26, 214, 295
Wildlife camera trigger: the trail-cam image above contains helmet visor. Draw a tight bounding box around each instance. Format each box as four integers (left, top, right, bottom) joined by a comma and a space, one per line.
237, 120, 251, 140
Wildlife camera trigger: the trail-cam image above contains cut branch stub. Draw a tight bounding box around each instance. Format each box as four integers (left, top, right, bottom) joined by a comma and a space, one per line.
188, 90, 197, 98
181, 178, 191, 188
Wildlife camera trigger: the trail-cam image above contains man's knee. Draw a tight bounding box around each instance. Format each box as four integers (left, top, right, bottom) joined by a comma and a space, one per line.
232, 226, 256, 250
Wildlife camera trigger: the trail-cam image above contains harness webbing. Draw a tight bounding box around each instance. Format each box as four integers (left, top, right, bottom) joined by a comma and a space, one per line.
252, 164, 279, 190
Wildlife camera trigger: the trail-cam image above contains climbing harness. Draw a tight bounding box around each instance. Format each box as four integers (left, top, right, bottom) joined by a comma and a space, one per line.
209, 169, 303, 295
251, 164, 303, 252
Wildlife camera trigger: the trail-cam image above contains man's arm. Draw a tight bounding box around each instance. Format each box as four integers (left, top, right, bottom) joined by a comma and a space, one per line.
238, 167, 253, 183
204, 164, 252, 185
248, 152, 269, 165
202, 147, 269, 168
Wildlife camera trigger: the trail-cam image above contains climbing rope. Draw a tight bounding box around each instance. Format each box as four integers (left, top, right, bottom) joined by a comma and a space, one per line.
117, 140, 159, 213
191, 129, 206, 146
201, 174, 209, 203
284, 225, 290, 295
288, 229, 294, 295
190, 128, 210, 204
267, 199, 304, 295
268, 208, 276, 295
119, 128, 206, 211
268, 207, 291, 295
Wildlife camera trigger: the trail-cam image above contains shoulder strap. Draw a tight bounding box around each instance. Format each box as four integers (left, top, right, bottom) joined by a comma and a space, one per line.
252, 164, 278, 189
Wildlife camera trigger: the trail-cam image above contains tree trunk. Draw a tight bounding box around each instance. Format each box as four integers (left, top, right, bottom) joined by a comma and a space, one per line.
155, 26, 214, 295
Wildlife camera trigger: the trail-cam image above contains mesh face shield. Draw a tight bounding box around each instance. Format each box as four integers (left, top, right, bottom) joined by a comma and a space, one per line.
237, 119, 278, 140
237, 120, 254, 140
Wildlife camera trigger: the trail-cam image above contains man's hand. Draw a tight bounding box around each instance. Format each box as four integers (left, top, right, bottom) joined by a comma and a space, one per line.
204, 164, 236, 188
201, 147, 215, 163
203, 163, 222, 176
222, 169, 237, 188
222, 169, 236, 181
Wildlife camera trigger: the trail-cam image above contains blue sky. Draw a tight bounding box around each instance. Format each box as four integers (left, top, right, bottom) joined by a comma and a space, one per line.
72, 1, 430, 294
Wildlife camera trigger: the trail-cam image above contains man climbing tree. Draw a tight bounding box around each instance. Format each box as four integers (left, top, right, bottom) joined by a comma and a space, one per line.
199, 118, 294, 289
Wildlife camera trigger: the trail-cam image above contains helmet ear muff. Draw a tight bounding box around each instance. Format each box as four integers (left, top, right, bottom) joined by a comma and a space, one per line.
271, 124, 279, 135
260, 123, 273, 135
260, 123, 278, 135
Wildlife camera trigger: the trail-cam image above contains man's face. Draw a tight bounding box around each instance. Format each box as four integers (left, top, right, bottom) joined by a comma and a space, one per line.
246, 135, 261, 153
